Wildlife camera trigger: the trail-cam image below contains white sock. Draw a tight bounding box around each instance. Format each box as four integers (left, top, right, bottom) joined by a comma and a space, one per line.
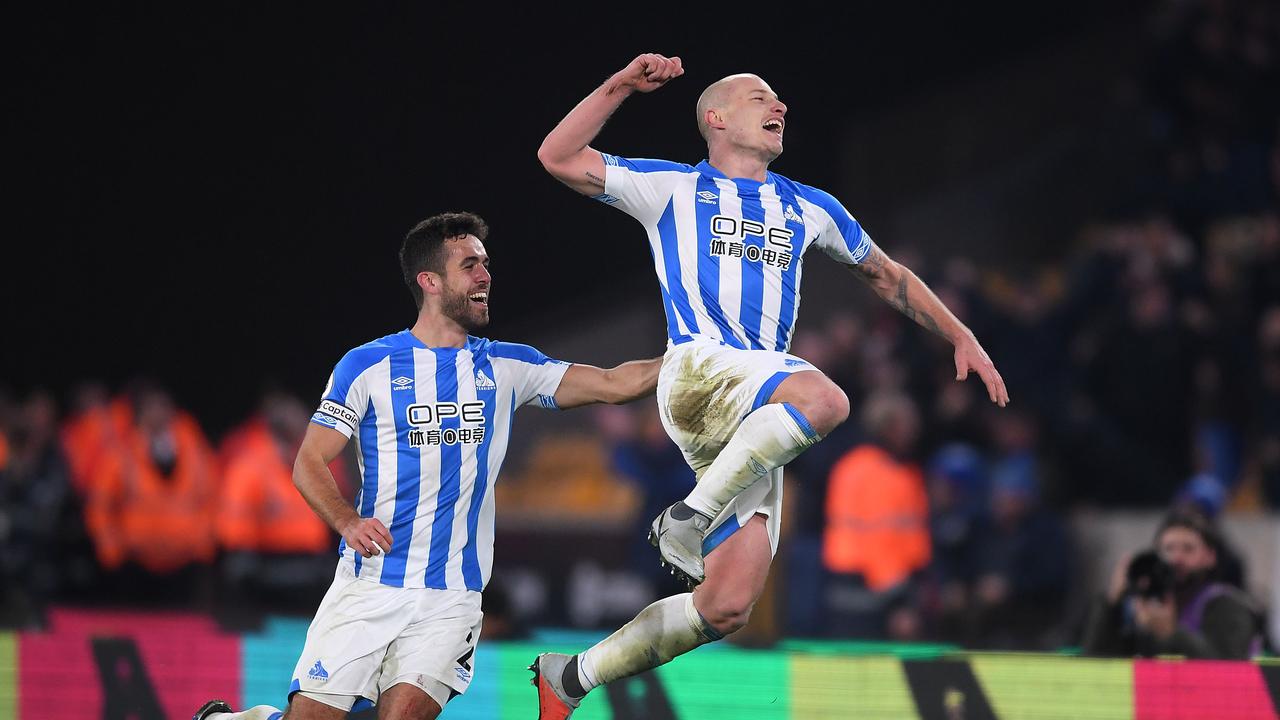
207, 707, 282, 720
576, 593, 722, 692
684, 402, 818, 519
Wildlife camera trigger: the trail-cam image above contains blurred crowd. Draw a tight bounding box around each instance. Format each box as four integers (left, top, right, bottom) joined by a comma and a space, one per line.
0, 383, 352, 628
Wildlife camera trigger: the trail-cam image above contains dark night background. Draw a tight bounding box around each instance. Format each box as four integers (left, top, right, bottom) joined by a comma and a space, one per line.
7, 2, 1131, 433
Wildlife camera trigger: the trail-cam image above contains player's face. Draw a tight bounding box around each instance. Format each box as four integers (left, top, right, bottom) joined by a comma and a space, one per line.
723, 77, 787, 161
439, 235, 491, 331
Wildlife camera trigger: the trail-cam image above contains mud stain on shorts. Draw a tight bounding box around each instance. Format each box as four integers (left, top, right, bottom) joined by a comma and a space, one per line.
664, 350, 746, 442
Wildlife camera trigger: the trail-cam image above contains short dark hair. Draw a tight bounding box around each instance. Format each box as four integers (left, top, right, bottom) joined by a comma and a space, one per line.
1156, 511, 1221, 554
400, 212, 489, 309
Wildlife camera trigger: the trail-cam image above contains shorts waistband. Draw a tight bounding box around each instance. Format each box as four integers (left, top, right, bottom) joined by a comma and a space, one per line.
669, 334, 747, 349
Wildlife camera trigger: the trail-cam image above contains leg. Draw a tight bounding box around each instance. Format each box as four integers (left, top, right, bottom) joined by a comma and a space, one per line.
657, 370, 846, 585
376, 682, 443, 720
691, 514, 773, 636
687, 370, 848, 520
539, 514, 773, 708
768, 370, 851, 437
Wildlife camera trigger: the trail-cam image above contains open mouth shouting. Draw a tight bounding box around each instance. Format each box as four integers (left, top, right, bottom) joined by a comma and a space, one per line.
763, 117, 784, 138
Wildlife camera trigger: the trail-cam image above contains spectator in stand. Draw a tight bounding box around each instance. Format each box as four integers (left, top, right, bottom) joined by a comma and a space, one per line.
0, 391, 81, 627
217, 391, 342, 618
600, 402, 694, 599
1083, 512, 1264, 659
822, 391, 929, 640
84, 381, 219, 605
59, 382, 127, 496
1087, 272, 1193, 502
1170, 473, 1246, 589
970, 453, 1072, 649
922, 443, 987, 644
1256, 306, 1280, 507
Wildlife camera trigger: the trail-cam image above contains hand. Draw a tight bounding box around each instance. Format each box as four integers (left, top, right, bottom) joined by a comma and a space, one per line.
1107, 553, 1133, 604
1133, 595, 1177, 640
339, 517, 393, 558
954, 335, 1009, 407
612, 53, 684, 94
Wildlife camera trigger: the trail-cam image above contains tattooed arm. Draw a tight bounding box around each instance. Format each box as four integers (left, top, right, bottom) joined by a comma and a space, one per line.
537, 53, 684, 195
848, 243, 1010, 406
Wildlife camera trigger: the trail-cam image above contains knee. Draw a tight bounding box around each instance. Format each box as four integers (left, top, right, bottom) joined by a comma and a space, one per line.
795, 384, 848, 437
699, 596, 755, 636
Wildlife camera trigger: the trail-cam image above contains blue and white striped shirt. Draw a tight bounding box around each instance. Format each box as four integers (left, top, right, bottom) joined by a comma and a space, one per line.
599, 155, 874, 352
310, 330, 569, 591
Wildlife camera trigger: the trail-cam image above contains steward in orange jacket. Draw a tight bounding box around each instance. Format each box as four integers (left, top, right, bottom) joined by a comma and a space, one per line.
823, 392, 930, 592
217, 397, 334, 555
85, 387, 218, 574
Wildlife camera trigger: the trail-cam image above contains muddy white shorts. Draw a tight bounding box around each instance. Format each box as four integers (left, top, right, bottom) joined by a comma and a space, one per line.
656, 336, 817, 557
288, 564, 483, 712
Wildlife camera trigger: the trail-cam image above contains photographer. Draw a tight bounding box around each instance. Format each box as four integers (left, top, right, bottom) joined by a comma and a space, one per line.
1082, 513, 1263, 659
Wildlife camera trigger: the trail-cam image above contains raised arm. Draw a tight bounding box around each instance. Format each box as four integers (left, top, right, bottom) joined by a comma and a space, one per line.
849, 243, 1010, 407
293, 423, 392, 558
553, 357, 663, 409
537, 53, 683, 195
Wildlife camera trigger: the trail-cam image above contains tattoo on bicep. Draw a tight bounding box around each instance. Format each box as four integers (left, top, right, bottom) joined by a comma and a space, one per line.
847, 243, 888, 282
585, 171, 606, 188
893, 277, 943, 335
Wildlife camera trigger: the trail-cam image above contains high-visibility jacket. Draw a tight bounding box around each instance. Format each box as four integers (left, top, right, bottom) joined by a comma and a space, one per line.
217, 423, 332, 554
85, 412, 218, 573
822, 444, 931, 591
60, 398, 132, 495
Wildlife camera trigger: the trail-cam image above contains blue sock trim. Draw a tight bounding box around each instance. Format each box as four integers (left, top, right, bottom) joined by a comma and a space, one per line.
701, 514, 741, 556
750, 371, 790, 414
268, 713, 283, 720
782, 402, 818, 440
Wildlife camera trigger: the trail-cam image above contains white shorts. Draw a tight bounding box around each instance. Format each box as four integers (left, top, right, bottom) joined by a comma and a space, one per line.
289, 564, 483, 712
656, 336, 817, 557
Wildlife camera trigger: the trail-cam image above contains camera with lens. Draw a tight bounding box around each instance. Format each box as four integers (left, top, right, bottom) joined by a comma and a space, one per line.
1125, 550, 1174, 600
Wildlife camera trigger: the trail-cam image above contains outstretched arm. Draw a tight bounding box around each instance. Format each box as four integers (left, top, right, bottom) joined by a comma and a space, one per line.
848, 243, 1010, 407
293, 423, 393, 558
553, 357, 663, 409
537, 53, 683, 195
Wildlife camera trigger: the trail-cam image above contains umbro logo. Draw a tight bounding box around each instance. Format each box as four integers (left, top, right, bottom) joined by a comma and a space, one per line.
474, 370, 496, 390
391, 376, 414, 391
308, 660, 329, 681
783, 204, 803, 223
696, 190, 718, 204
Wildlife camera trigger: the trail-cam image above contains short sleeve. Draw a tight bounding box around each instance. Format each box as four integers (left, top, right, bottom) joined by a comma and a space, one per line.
799, 184, 874, 265
490, 342, 571, 410
598, 154, 692, 224
311, 353, 373, 438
